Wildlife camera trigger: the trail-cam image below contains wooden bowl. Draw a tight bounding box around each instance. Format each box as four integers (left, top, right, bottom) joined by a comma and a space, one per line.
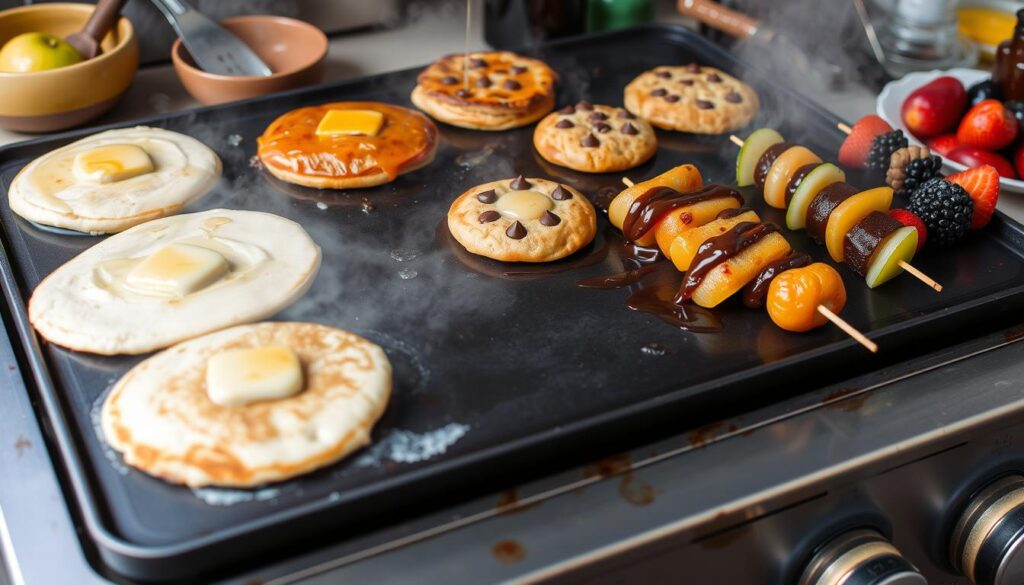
0, 3, 138, 133
172, 16, 328, 106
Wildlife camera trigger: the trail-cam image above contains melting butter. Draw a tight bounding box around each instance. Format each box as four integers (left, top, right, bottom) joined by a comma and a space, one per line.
495, 190, 552, 220
124, 243, 229, 297
316, 109, 385, 137
206, 346, 304, 407
73, 144, 155, 184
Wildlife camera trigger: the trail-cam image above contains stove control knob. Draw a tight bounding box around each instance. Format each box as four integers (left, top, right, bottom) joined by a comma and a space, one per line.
799, 528, 927, 585
950, 474, 1024, 585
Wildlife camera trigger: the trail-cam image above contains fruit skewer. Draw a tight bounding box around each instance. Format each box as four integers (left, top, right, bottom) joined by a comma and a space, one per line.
618, 176, 877, 352
729, 132, 942, 292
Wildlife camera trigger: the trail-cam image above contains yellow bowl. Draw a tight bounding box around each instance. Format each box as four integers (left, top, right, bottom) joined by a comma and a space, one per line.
0, 3, 137, 133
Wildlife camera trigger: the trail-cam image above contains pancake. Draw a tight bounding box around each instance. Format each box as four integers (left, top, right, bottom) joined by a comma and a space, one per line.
8, 126, 221, 234
29, 209, 321, 355
257, 102, 438, 190
101, 322, 392, 487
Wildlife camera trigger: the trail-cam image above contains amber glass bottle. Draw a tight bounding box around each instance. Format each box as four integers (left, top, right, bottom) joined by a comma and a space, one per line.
994, 9, 1024, 101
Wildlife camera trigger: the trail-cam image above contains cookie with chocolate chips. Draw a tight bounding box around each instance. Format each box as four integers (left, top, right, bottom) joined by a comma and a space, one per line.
532, 103, 657, 173
447, 176, 596, 262
623, 65, 759, 134
411, 51, 558, 131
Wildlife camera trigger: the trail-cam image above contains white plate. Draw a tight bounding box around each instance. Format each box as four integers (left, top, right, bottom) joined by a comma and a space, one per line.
876, 67, 1024, 194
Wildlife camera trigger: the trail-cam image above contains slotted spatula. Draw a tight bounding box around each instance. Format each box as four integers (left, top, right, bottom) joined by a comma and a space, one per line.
150, 0, 272, 77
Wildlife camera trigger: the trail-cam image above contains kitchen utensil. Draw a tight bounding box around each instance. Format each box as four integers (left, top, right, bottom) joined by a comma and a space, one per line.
875, 0, 978, 76
65, 0, 128, 60
171, 15, 326, 105
150, 0, 271, 77
2, 25, 1023, 582
0, 3, 137, 132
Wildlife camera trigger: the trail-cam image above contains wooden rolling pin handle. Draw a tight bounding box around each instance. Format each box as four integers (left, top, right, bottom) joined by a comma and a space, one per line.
676, 0, 760, 39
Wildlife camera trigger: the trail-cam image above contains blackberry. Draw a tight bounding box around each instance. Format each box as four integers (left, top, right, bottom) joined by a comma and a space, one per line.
866, 130, 908, 176
908, 178, 973, 247
895, 154, 943, 198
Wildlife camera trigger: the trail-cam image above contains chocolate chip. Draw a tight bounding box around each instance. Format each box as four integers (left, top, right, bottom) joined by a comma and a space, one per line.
441, 76, 459, 85
455, 89, 471, 98
725, 91, 742, 103
506, 221, 527, 239
555, 119, 575, 129
707, 73, 722, 83
664, 94, 680, 103
650, 88, 667, 97
594, 122, 612, 133
655, 70, 672, 78
618, 109, 636, 119
552, 185, 572, 200
588, 112, 608, 122
697, 99, 714, 109
476, 76, 492, 88
511, 65, 528, 75
510, 175, 531, 190
679, 79, 695, 86
577, 100, 593, 110
539, 211, 561, 226
476, 189, 497, 203
581, 134, 600, 148
493, 68, 508, 75
559, 105, 575, 115
504, 80, 522, 90
686, 63, 701, 73
479, 210, 500, 223
621, 122, 638, 135
470, 58, 487, 68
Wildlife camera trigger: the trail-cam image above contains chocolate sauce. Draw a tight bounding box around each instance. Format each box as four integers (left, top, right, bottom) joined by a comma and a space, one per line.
578, 264, 661, 288
844, 211, 901, 276
805, 182, 857, 243
784, 163, 818, 207
677, 222, 779, 303
741, 252, 812, 309
622, 184, 744, 243
716, 207, 752, 220
626, 276, 723, 333
753, 143, 791, 190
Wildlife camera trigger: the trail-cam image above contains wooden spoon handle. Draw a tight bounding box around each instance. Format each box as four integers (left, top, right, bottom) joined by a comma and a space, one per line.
81, 0, 129, 46
676, 0, 760, 39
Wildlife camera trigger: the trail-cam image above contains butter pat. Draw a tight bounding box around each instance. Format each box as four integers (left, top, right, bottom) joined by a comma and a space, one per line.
206, 346, 304, 407
125, 243, 229, 297
496, 190, 552, 220
73, 144, 155, 184
315, 109, 384, 137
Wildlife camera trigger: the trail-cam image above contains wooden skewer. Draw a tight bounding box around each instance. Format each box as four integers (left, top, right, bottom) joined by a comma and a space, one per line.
729, 133, 943, 293
817, 305, 878, 353
622, 177, 635, 187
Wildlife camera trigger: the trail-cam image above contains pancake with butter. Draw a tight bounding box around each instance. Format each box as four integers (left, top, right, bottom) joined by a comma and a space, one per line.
8, 126, 221, 234
101, 322, 392, 487
257, 102, 438, 190
29, 209, 321, 355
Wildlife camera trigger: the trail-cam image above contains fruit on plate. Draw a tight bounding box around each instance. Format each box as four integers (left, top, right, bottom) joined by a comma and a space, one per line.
956, 99, 1018, 151
0, 32, 83, 73
946, 146, 1016, 179
901, 76, 967, 138
669, 209, 760, 271
763, 146, 821, 209
1004, 101, 1024, 134
926, 133, 960, 157
966, 79, 1001, 107
1016, 143, 1024, 179
908, 178, 973, 246
838, 115, 892, 169
889, 209, 927, 251
824, 186, 894, 262
885, 145, 943, 198
786, 163, 845, 231
736, 128, 784, 187
608, 163, 703, 237
947, 165, 1001, 229
866, 130, 909, 176
653, 196, 742, 257
766, 263, 846, 332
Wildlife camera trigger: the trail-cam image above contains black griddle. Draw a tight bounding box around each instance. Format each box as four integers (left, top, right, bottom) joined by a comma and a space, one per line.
2, 25, 1024, 582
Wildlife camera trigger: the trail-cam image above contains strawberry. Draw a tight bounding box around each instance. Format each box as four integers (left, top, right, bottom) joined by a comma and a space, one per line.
957, 99, 1019, 151
927, 133, 959, 157
889, 209, 927, 251
947, 165, 1001, 229
946, 146, 1017, 179
838, 115, 892, 169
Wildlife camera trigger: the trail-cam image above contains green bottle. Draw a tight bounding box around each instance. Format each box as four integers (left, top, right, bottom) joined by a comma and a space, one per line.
587, 0, 654, 32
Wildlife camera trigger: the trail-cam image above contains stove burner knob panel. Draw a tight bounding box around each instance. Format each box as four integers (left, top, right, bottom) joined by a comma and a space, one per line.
798, 528, 927, 585
951, 474, 1024, 585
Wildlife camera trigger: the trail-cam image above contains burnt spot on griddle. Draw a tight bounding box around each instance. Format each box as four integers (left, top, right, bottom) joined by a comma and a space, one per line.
492, 539, 526, 564
361, 197, 375, 214
619, 473, 656, 507
13, 436, 31, 458
821, 388, 869, 413
582, 453, 656, 506
584, 453, 632, 479
688, 421, 724, 448
1005, 325, 1024, 342
496, 488, 543, 515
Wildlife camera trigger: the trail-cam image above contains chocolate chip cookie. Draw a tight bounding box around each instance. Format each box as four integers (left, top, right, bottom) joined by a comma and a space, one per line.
623, 64, 759, 134
533, 102, 657, 173
447, 176, 596, 262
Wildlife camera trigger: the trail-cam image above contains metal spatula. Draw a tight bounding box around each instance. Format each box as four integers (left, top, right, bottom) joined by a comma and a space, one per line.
150, 0, 272, 77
